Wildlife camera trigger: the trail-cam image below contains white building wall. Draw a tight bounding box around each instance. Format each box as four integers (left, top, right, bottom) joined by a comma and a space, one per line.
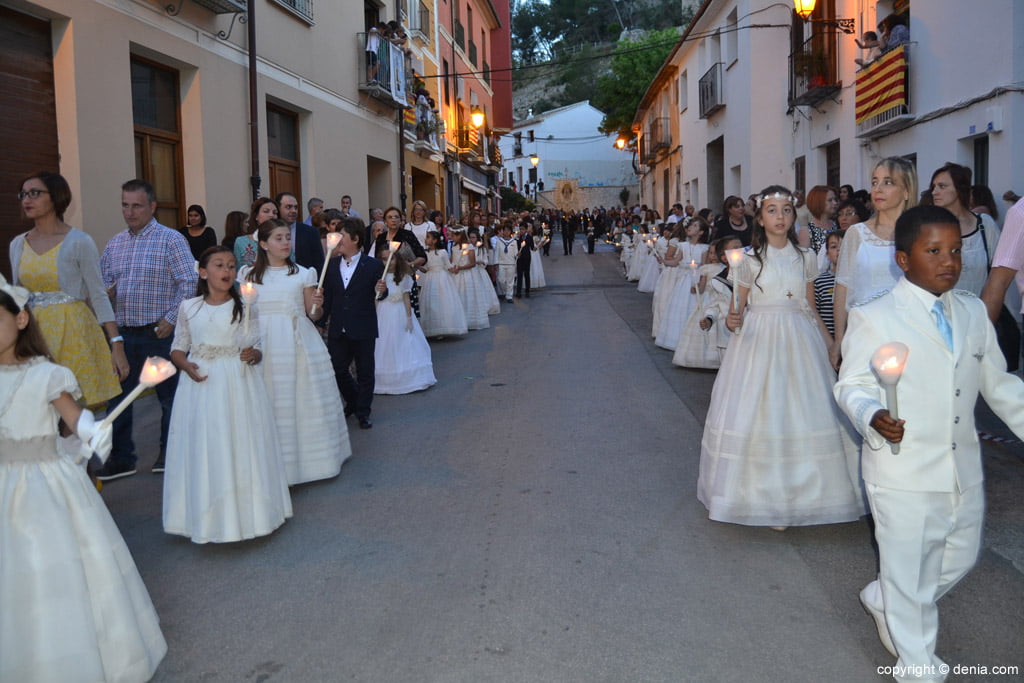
642, 0, 1024, 216
499, 101, 637, 207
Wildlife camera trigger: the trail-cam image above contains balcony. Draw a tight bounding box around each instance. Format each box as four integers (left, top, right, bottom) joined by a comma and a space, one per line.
410, 2, 431, 43
454, 19, 465, 51
270, 0, 312, 22
469, 39, 478, 67
855, 45, 913, 139
789, 35, 841, 107
698, 62, 724, 118
456, 127, 483, 160
190, 0, 246, 12
357, 33, 408, 108
404, 96, 444, 155
649, 117, 670, 151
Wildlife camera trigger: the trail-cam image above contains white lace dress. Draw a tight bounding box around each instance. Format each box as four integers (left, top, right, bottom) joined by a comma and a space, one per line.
530, 236, 548, 288
673, 263, 726, 369
163, 297, 292, 543
0, 359, 167, 682
472, 244, 501, 315
697, 244, 866, 526
656, 241, 709, 349
835, 222, 903, 308
374, 275, 437, 394
637, 236, 666, 293
451, 245, 491, 329
417, 250, 469, 337
240, 265, 351, 485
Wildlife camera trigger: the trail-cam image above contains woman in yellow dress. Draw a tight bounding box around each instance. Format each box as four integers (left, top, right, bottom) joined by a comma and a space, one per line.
9, 172, 128, 405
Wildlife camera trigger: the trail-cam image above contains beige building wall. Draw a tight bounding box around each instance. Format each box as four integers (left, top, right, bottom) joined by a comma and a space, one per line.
9, 0, 404, 248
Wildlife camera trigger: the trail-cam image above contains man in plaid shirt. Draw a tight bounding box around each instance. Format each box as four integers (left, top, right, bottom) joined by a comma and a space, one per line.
98, 179, 197, 480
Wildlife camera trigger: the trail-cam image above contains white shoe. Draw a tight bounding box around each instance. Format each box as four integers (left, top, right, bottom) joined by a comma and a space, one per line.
859, 584, 897, 657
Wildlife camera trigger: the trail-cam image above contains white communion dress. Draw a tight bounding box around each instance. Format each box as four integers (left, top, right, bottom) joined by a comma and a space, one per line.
413, 250, 468, 338
655, 240, 708, 348
472, 244, 501, 315
163, 297, 293, 543
0, 358, 167, 682
450, 245, 491, 330
374, 274, 437, 394
697, 244, 866, 526
240, 265, 351, 485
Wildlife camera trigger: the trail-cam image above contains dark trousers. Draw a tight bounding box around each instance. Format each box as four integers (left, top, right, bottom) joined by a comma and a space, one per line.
109, 327, 179, 466
562, 233, 573, 255
328, 334, 375, 419
542, 240, 550, 256
515, 259, 532, 297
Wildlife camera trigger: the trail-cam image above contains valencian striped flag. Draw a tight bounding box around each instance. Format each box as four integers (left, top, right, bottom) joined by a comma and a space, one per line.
405, 99, 418, 128
855, 46, 907, 124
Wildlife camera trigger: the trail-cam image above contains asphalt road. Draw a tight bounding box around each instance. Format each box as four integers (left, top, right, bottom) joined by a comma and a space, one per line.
102, 241, 1023, 682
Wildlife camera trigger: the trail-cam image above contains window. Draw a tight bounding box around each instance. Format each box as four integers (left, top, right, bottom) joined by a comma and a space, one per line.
131, 57, 183, 229
267, 104, 302, 204
825, 141, 840, 189
527, 130, 534, 143
794, 155, 806, 194
679, 70, 688, 111
724, 8, 738, 65
271, 0, 314, 23
443, 59, 450, 105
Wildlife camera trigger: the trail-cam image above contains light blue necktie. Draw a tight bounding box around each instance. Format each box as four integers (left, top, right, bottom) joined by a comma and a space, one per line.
932, 299, 953, 351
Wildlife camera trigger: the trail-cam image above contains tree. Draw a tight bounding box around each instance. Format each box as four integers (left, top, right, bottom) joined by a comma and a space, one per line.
592, 28, 680, 141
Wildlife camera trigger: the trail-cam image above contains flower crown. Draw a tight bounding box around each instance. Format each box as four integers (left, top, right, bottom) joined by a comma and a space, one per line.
0, 274, 31, 310
755, 192, 796, 209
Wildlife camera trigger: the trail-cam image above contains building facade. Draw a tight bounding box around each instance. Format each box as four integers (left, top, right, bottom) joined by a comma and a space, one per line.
634, 0, 1024, 218
500, 101, 638, 211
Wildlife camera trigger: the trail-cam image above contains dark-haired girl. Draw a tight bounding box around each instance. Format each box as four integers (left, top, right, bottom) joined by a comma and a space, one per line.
240, 219, 351, 485
697, 186, 864, 529
180, 203, 217, 260
0, 277, 167, 680
163, 246, 292, 543
374, 249, 436, 394
417, 230, 468, 338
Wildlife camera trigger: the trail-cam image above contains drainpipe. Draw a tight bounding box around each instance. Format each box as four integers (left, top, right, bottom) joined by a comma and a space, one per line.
247, 0, 261, 201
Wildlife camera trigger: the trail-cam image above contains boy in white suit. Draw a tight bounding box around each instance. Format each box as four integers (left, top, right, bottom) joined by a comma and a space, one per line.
493, 223, 519, 303
835, 205, 1024, 682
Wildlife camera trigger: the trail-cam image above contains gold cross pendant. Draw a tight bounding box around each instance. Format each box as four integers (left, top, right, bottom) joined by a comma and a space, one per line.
786, 291, 794, 299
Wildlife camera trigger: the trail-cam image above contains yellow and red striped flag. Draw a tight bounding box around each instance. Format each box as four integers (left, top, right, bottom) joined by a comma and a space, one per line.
855, 46, 907, 124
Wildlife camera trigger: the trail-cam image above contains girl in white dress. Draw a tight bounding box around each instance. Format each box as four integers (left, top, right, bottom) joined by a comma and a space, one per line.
374, 251, 437, 394
831, 157, 917, 369
697, 186, 865, 528
637, 226, 667, 293
674, 237, 735, 369
651, 224, 685, 337
0, 280, 167, 682
164, 247, 292, 543
450, 230, 491, 330
418, 230, 469, 337
530, 228, 549, 289
241, 219, 351, 486
626, 225, 649, 282
656, 219, 710, 349
468, 228, 501, 314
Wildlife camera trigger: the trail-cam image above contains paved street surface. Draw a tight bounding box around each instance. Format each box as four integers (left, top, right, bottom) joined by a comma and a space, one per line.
104, 240, 1023, 682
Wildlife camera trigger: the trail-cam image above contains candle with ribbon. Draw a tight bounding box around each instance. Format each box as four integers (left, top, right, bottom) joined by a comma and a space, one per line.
382, 240, 402, 276
310, 231, 344, 316
725, 248, 744, 310
99, 357, 177, 428
870, 342, 910, 454
239, 280, 258, 337
689, 258, 701, 306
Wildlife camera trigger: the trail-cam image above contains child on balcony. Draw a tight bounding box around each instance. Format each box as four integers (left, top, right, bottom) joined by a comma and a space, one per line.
854, 30, 882, 67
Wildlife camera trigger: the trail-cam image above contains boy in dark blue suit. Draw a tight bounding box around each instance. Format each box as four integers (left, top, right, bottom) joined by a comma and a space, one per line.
320, 218, 386, 429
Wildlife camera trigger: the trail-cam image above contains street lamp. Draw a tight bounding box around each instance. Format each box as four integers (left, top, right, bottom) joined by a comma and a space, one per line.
470, 106, 485, 129
530, 154, 539, 167
615, 137, 627, 149
792, 0, 855, 33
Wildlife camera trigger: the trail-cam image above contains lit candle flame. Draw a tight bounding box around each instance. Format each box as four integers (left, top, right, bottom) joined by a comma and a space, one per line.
325, 231, 343, 250
239, 281, 258, 304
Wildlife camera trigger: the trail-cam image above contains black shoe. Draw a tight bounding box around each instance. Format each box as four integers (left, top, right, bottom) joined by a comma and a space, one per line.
344, 406, 355, 418
151, 455, 165, 474
359, 417, 373, 429
96, 460, 137, 482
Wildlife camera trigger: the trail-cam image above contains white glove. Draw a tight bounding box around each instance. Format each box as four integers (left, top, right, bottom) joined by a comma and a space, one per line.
76, 409, 113, 465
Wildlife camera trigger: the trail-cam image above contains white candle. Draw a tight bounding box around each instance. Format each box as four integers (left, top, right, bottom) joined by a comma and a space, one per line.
100, 357, 177, 428
725, 248, 744, 310
310, 232, 344, 316
871, 342, 910, 454
382, 239, 402, 276
239, 281, 258, 337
